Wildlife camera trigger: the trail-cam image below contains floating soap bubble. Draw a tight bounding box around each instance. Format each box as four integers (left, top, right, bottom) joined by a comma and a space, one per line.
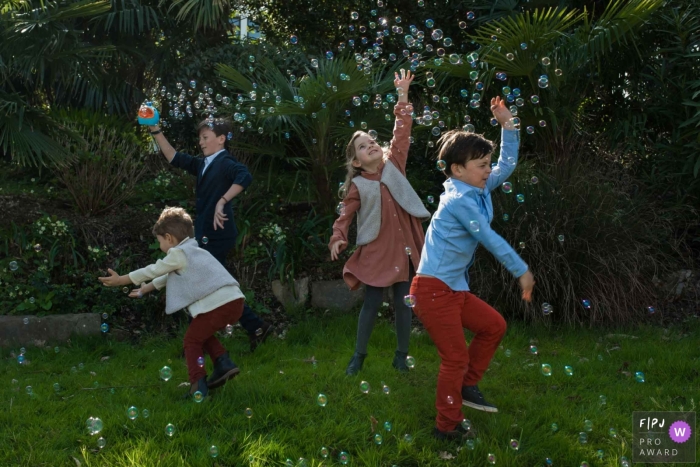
488, 453, 496, 464
542, 303, 553, 315
541, 364, 552, 376
519, 241, 526, 249
436, 160, 446, 171
579, 432, 588, 444
193, 391, 204, 403
596, 449, 604, 459
97, 437, 106, 449
501, 182, 513, 193
531, 95, 540, 104
446, 395, 454, 404
25, 385, 32, 395
609, 427, 618, 437
53, 382, 60, 392
100, 323, 109, 333
405, 355, 415, 368
289, 35, 298, 45
509, 439, 520, 450
427, 195, 434, 203
459, 21, 467, 29
538, 120, 547, 128
317, 393, 327, 407
382, 383, 390, 395
336, 202, 345, 216
127, 406, 139, 420
551, 423, 559, 432
646, 306, 656, 314
374, 433, 383, 445
142, 409, 150, 418
197, 356, 205, 367
558, 235, 565, 244
461, 418, 472, 430
403, 294, 416, 308
359, 381, 370, 394
160, 366, 172, 381
225, 324, 233, 335
538, 77, 549, 88
431, 29, 443, 41
599, 395, 607, 405
565, 365, 574, 376
338, 451, 350, 464
54, 346, 59, 353
580, 462, 589, 467
448, 53, 460, 65
530, 176, 539, 184
79, 363, 84, 370
122, 287, 129, 294
581, 299, 592, 309
403, 433, 413, 443
541, 57, 551, 66
87, 417, 103, 435
584, 419, 593, 432
165, 423, 176, 437
310, 58, 319, 68
463, 123, 475, 132
634, 371, 645, 383
555, 68, 563, 76
17, 355, 24, 364
469, 220, 480, 232
505, 348, 511, 357
529, 345, 538, 355
516, 194, 525, 203
244, 407, 253, 418
526, 126, 535, 135
325, 51, 334, 60
506, 53, 514, 61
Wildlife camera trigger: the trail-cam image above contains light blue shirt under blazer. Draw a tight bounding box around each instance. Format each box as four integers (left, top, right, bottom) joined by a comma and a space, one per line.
417, 128, 528, 291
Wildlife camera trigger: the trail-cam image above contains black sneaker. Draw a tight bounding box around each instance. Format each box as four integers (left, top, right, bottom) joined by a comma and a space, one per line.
206, 352, 240, 389
249, 323, 274, 352
433, 423, 469, 441
345, 352, 367, 375
461, 385, 498, 413
392, 350, 409, 372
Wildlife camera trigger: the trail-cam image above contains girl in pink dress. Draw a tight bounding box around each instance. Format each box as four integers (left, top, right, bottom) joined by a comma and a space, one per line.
329, 70, 430, 375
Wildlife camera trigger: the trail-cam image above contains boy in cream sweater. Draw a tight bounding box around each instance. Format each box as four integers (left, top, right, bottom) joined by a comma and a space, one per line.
98, 207, 244, 400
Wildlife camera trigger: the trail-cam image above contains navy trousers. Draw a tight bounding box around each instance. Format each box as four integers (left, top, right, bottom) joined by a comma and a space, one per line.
200, 237, 265, 335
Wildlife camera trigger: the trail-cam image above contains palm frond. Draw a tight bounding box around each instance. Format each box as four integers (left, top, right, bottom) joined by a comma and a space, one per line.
165, 0, 230, 32
92, 0, 160, 35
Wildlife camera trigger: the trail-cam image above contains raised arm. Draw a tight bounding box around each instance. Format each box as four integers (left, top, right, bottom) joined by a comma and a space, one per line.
485, 128, 520, 192
128, 248, 186, 285
148, 125, 177, 163
387, 69, 415, 173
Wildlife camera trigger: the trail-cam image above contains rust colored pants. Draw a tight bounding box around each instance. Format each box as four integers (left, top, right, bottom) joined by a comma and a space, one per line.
409, 276, 506, 432
183, 298, 244, 383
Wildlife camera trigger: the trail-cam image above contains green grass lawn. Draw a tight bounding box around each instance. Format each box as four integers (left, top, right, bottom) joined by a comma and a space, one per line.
1, 313, 698, 466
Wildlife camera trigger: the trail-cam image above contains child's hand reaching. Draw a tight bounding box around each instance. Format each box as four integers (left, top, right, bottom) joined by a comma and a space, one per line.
518, 270, 535, 302
330, 240, 347, 261
490, 96, 515, 130
394, 69, 414, 103
128, 282, 154, 299
98, 268, 130, 287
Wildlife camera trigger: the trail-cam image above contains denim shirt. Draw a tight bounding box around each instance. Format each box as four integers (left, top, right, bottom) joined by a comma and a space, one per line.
417, 129, 528, 291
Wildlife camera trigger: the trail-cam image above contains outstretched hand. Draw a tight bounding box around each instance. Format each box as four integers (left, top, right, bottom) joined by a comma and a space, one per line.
98, 268, 129, 288
519, 270, 535, 302
394, 69, 414, 102
490, 96, 515, 129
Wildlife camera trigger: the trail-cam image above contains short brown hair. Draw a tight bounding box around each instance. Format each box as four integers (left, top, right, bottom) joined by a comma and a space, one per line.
436, 130, 494, 177
152, 207, 195, 242
197, 118, 233, 147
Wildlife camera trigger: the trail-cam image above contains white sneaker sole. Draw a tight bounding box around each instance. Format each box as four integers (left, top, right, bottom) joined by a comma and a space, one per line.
462, 400, 499, 413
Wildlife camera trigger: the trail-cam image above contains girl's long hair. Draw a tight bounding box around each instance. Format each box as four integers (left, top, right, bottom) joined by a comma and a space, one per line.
338, 131, 388, 199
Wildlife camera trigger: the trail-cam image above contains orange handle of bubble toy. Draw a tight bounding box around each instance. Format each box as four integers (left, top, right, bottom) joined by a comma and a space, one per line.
138, 106, 154, 119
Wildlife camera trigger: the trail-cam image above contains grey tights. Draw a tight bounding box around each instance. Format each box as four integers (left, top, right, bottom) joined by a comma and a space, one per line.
355, 265, 414, 355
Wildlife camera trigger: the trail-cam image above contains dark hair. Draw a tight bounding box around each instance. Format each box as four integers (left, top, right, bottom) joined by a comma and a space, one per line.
152, 206, 195, 243
196, 118, 233, 148
436, 130, 494, 177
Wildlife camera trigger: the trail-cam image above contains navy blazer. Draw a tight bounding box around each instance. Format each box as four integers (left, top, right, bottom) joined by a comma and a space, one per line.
170, 149, 253, 241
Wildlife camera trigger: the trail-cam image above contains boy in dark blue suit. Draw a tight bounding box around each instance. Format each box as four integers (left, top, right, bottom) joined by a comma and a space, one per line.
147, 118, 273, 352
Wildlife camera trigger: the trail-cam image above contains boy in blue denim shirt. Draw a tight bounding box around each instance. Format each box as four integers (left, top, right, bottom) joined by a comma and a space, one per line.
410, 97, 535, 440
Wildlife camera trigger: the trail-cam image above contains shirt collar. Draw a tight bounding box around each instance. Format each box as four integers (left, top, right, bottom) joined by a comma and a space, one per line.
444, 177, 485, 196
204, 149, 225, 165
177, 236, 191, 246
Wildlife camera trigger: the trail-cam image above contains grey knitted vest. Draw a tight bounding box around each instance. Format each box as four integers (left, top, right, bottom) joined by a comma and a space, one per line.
352, 161, 430, 245
164, 238, 239, 314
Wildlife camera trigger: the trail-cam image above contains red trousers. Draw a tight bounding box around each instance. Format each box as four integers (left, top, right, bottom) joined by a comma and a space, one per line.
183, 298, 244, 383
409, 276, 506, 432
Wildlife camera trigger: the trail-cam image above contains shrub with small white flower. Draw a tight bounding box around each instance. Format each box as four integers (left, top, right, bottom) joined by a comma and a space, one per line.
260, 223, 287, 245
32, 216, 69, 239
87, 246, 110, 262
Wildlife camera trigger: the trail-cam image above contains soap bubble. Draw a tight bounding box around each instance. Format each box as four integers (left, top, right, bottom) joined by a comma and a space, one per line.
54, 346, 59, 353
501, 182, 513, 193
529, 345, 538, 355
197, 356, 205, 367
488, 453, 497, 464
541, 57, 551, 66
317, 393, 327, 407
382, 383, 390, 395
646, 306, 656, 314
127, 406, 138, 420
53, 382, 60, 392
336, 202, 345, 216
551, 423, 559, 432
565, 365, 574, 376
403, 295, 416, 307
609, 428, 618, 437
425, 19, 434, 28
427, 195, 434, 203
469, 220, 480, 232
100, 323, 109, 333
505, 348, 511, 357
383, 421, 392, 432
325, 51, 334, 60
33, 244, 41, 252
25, 385, 32, 395
405, 355, 415, 368
509, 439, 520, 450
122, 287, 129, 294
635, 371, 645, 383
516, 194, 525, 203
538, 77, 549, 88
431, 29, 443, 41
86, 417, 104, 435
584, 419, 593, 432
360, 381, 370, 393
244, 407, 253, 418
160, 366, 172, 381
142, 409, 150, 418
555, 68, 563, 76
165, 423, 176, 437
531, 95, 540, 104
490, 118, 499, 126
311, 58, 319, 68
193, 391, 204, 403
542, 303, 553, 315
17, 355, 24, 364
97, 437, 106, 449
599, 395, 607, 405
581, 299, 592, 309
225, 324, 233, 334
101, 312, 108, 320
520, 42, 528, 50
289, 35, 298, 45
541, 364, 552, 376
579, 432, 588, 444
526, 126, 535, 134
506, 53, 514, 61
374, 433, 383, 445
339, 452, 350, 465
403, 433, 413, 443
